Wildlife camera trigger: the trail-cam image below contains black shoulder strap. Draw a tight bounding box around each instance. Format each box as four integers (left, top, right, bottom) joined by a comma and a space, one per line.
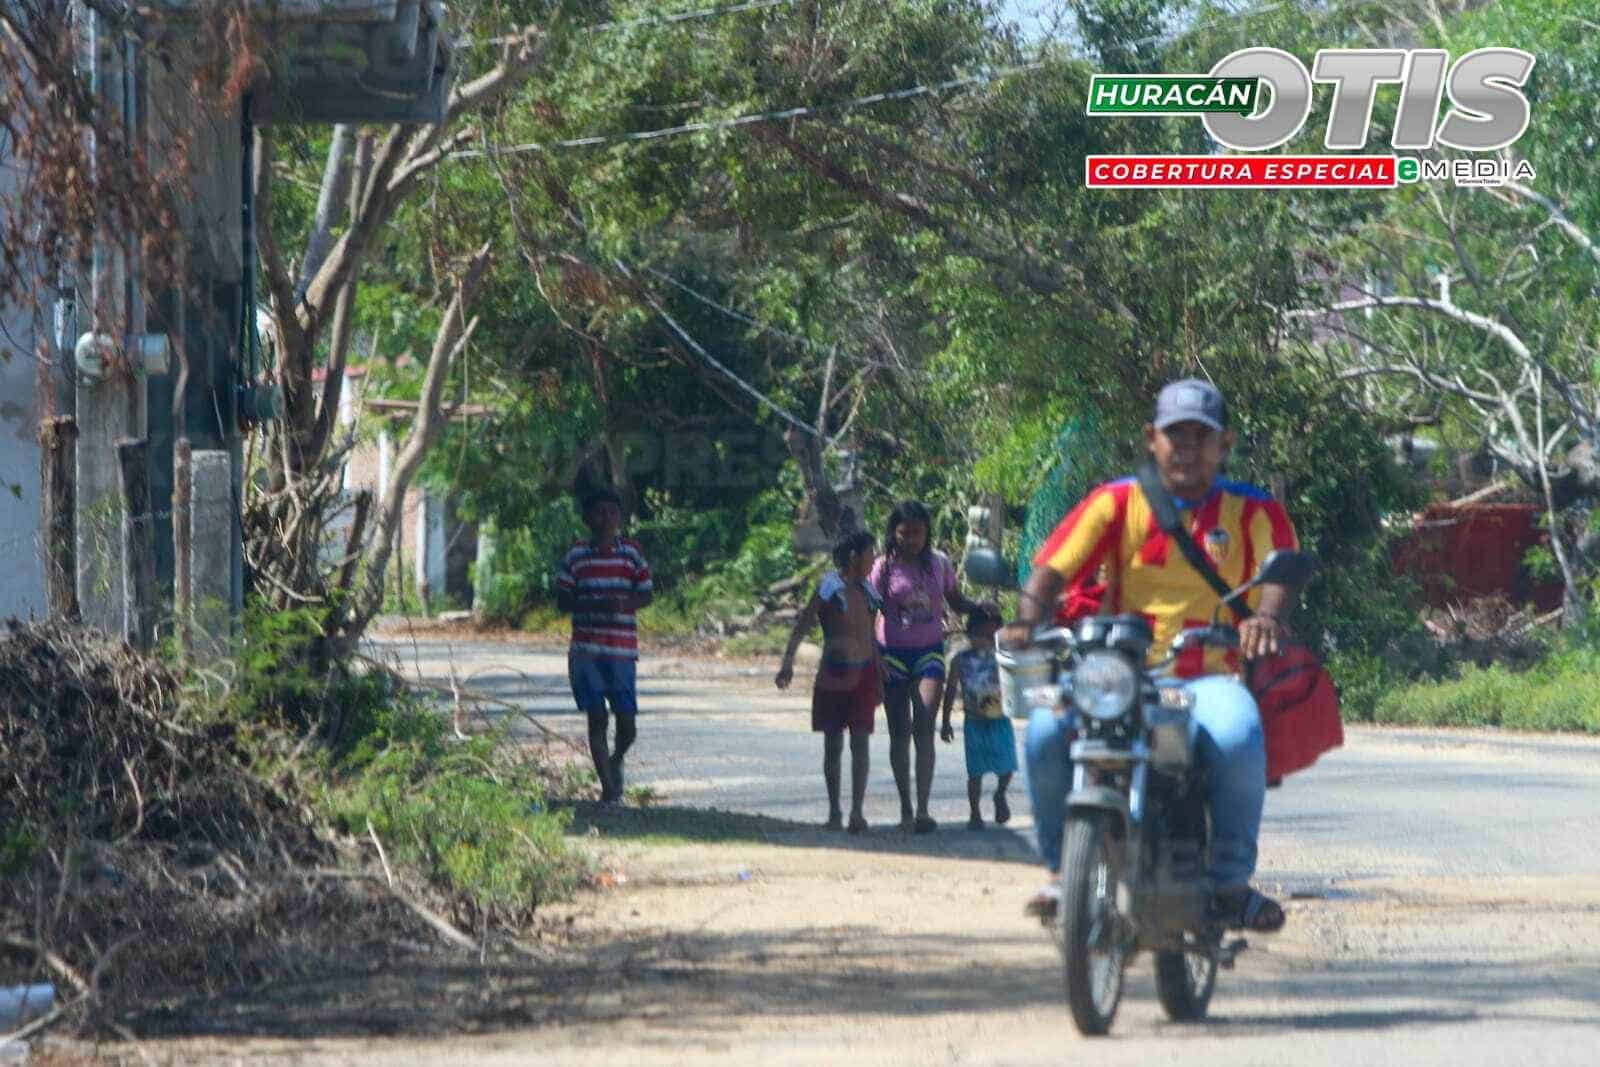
1134, 459, 1252, 621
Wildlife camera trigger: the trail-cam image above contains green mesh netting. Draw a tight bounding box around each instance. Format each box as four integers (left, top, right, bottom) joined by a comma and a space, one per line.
1017, 411, 1122, 586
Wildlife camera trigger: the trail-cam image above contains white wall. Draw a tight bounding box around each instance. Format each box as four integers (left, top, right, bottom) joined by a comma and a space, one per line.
0, 297, 48, 621
0, 114, 48, 621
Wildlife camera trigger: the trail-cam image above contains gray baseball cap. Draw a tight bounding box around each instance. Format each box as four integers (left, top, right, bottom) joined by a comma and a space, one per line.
1153, 378, 1227, 432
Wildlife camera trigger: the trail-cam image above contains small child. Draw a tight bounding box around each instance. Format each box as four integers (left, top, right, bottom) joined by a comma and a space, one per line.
776, 530, 883, 833
941, 602, 1017, 829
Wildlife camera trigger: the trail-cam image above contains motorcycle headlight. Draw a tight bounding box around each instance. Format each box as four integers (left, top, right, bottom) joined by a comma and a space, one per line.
1070, 651, 1139, 721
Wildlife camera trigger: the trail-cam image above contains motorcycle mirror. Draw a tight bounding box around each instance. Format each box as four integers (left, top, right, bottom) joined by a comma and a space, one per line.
964, 547, 1015, 589
1250, 549, 1318, 590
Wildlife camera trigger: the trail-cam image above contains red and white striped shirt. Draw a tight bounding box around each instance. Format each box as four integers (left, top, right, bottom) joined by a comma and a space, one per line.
557, 537, 653, 659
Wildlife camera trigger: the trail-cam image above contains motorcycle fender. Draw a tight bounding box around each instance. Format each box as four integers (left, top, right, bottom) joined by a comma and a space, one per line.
1067, 786, 1130, 837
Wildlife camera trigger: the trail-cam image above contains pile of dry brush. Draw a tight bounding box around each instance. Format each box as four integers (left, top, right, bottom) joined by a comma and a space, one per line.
1415, 594, 1558, 670
0, 621, 438, 1035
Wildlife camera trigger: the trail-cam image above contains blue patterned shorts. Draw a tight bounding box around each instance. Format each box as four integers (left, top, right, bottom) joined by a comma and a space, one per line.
880, 643, 946, 686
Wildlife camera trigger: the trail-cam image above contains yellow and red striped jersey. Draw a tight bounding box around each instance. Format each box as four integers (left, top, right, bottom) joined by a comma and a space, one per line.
1033, 476, 1298, 677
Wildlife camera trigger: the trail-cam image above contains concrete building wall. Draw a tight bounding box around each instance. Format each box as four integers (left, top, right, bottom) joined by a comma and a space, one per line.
0, 313, 49, 622
0, 56, 51, 621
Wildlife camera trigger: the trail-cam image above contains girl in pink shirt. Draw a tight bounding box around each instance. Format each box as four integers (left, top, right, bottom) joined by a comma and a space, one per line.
870, 500, 983, 832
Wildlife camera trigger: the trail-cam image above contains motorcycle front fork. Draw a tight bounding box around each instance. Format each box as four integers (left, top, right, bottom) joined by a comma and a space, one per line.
1069, 762, 1247, 969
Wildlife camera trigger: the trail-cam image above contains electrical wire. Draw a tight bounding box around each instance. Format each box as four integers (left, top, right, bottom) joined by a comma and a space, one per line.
449, 61, 1047, 159
613, 258, 822, 437
467, 0, 796, 47
643, 266, 836, 360
452, 1, 1324, 160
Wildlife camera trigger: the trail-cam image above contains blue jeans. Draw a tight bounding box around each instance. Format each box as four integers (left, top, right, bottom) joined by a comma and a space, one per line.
1024, 674, 1266, 889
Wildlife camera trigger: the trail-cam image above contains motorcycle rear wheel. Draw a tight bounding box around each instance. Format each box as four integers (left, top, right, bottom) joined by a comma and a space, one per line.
1059, 811, 1126, 1036
1155, 945, 1217, 1022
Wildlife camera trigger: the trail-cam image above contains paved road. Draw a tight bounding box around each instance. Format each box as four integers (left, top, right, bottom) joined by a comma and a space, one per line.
362, 632, 1600, 1065
376, 634, 1600, 874
374, 633, 1022, 829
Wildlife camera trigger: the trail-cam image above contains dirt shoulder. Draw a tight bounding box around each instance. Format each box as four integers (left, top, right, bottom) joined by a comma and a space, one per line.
125, 806, 1600, 1066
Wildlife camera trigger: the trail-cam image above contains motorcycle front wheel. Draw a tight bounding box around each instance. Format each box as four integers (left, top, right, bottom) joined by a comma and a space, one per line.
1155, 944, 1217, 1021
1059, 811, 1127, 1036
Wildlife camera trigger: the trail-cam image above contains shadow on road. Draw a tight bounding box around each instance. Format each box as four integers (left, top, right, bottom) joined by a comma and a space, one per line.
127, 927, 1600, 1043
1207, 1007, 1480, 1031
557, 800, 1043, 865
131, 924, 1064, 1041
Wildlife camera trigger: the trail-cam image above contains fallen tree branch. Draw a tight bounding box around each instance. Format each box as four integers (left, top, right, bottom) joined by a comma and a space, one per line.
2, 936, 90, 997
1448, 478, 1517, 507
366, 819, 396, 889
0, 992, 78, 1046
310, 869, 481, 954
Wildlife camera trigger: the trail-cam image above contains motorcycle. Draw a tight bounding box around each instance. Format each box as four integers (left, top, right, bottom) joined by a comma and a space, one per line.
965, 542, 1316, 1036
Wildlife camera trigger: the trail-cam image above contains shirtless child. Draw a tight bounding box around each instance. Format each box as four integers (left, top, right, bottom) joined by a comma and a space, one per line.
775, 530, 883, 833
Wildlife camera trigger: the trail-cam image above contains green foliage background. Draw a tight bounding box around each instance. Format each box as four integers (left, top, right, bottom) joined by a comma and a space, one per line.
264, 0, 1600, 699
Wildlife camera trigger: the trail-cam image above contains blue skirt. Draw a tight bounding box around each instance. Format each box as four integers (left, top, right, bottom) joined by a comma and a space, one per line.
963, 715, 1018, 777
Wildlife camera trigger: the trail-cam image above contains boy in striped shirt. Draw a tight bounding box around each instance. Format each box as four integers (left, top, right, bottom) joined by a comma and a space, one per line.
557, 488, 654, 805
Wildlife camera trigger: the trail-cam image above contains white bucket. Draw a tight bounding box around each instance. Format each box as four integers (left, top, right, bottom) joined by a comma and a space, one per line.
0, 983, 53, 1029
995, 646, 1059, 720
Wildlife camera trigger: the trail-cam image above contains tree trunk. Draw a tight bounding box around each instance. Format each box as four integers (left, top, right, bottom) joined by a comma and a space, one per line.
338, 245, 492, 649
785, 425, 856, 542
585, 336, 635, 513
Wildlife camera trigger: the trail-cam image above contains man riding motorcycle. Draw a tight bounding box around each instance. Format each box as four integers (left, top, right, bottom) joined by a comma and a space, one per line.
1001, 378, 1299, 934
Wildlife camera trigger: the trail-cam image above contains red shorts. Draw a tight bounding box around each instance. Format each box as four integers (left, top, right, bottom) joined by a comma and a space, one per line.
811, 659, 882, 734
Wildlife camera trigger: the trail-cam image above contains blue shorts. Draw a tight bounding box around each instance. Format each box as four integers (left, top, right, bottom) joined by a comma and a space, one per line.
569, 653, 638, 714
880, 643, 946, 686
964, 715, 1018, 777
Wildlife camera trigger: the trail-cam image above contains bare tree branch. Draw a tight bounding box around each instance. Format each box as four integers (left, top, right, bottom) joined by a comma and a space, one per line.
298, 126, 407, 332
308, 133, 375, 463
298, 29, 548, 335
252, 127, 307, 363
1287, 294, 1534, 361
815, 346, 836, 434
1505, 181, 1600, 268
342, 243, 492, 644
295, 123, 353, 303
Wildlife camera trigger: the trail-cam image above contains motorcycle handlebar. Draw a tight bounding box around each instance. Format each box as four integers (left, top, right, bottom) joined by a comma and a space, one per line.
994, 625, 1075, 655
1151, 624, 1240, 669
1031, 626, 1076, 646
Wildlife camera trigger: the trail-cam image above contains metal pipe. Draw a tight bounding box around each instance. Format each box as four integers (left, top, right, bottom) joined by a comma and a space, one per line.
240, 92, 256, 384
76, 5, 134, 634
123, 31, 146, 438
124, 34, 142, 337
231, 94, 252, 619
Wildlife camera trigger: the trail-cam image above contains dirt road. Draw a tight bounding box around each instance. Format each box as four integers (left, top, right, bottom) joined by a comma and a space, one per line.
148, 630, 1600, 1065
